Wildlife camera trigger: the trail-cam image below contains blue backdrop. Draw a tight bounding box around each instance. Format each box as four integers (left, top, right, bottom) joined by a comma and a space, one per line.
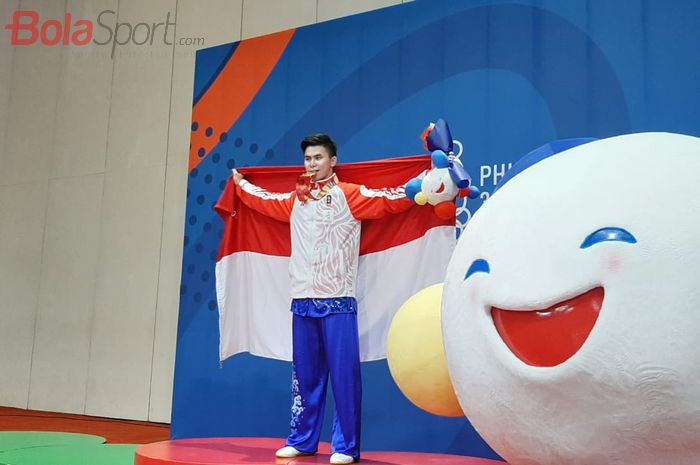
173, 0, 700, 460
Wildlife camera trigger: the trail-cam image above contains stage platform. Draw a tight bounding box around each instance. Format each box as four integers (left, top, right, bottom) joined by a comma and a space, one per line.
134, 437, 505, 465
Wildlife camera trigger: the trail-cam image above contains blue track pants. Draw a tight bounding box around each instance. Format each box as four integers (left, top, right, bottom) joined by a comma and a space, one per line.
286, 312, 361, 460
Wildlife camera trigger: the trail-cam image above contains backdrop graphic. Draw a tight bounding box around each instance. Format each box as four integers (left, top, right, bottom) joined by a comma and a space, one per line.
173, 0, 700, 459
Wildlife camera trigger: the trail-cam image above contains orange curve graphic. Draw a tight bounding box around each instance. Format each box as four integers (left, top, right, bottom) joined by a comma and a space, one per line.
189, 29, 295, 173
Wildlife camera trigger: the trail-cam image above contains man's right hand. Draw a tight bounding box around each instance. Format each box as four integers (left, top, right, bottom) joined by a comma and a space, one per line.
232, 169, 244, 185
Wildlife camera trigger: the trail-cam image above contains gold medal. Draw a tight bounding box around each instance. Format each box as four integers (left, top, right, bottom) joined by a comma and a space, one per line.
296, 173, 337, 203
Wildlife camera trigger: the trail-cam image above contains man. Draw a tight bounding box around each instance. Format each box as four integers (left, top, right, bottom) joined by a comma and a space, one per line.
232, 134, 412, 464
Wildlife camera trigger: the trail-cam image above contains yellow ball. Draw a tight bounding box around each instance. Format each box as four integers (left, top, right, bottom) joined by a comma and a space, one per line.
414, 192, 428, 205
386, 283, 463, 417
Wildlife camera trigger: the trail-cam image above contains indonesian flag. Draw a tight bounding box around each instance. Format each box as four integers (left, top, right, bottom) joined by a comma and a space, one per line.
214, 155, 455, 362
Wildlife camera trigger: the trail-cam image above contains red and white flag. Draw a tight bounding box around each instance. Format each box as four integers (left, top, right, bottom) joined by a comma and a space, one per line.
214, 155, 455, 362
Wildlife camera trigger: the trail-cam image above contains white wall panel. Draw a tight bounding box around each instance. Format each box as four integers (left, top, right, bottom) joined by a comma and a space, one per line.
86, 165, 165, 420
0, 0, 19, 170
104, 0, 175, 172
147, 0, 243, 423
0, 0, 63, 186
50, 0, 117, 179
175, 0, 242, 52
317, 0, 401, 22
86, 0, 174, 420
241, 0, 316, 39
28, 174, 104, 413
148, 157, 185, 423
0, 182, 48, 408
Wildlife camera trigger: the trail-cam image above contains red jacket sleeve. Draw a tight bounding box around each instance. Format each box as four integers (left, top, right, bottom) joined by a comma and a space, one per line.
340, 182, 414, 220
235, 179, 295, 223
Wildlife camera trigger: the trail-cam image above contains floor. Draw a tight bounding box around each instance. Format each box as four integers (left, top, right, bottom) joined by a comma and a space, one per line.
0, 406, 170, 444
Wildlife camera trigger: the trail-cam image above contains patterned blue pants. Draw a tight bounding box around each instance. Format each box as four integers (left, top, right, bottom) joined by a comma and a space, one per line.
286, 312, 362, 460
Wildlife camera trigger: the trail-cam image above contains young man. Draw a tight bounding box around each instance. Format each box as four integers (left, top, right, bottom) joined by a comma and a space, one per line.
232, 134, 412, 465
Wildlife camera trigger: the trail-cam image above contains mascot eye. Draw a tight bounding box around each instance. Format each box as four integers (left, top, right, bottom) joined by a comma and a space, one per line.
580, 227, 637, 249
464, 259, 490, 280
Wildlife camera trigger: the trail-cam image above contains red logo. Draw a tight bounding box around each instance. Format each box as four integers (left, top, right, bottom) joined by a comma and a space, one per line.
4, 11, 93, 45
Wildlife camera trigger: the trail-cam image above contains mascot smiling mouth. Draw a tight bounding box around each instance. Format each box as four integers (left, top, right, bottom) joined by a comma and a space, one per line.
491, 287, 604, 367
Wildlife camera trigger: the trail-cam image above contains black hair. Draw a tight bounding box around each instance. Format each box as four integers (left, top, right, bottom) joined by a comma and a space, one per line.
300, 134, 337, 158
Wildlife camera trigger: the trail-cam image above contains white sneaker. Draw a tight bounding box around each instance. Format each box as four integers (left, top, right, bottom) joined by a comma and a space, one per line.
275, 446, 309, 458
330, 452, 355, 464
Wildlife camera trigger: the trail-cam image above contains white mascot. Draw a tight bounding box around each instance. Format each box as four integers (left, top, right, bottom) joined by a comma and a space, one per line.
441, 133, 700, 465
